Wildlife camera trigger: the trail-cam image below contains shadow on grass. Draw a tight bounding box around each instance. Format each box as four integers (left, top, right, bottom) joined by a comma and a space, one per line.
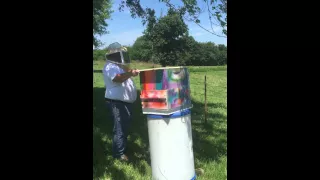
93, 70, 103, 73
190, 100, 227, 164
93, 88, 150, 180
93, 87, 227, 179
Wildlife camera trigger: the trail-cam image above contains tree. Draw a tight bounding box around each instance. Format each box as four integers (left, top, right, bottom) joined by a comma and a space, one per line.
93, 0, 113, 48
216, 44, 227, 65
208, 0, 227, 36
130, 33, 227, 66
93, 49, 106, 61
130, 35, 153, 61
119, 0, 227, 37
146, 9, 190, 66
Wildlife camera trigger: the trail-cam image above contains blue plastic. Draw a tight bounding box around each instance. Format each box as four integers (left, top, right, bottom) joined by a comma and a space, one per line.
147, 109, 191, 119
190, 174, 197, 180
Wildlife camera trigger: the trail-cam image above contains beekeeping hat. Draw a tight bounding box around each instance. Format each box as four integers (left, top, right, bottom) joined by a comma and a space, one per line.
105, 42, 130, 65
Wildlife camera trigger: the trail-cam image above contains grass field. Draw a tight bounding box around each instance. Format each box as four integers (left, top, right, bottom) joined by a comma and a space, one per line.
93, 60, 227, 180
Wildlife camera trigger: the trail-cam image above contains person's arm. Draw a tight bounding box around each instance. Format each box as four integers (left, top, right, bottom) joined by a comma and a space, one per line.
112, 69, 139, 83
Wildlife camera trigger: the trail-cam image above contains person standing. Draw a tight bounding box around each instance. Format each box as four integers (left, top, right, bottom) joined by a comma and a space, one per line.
102, 42, 139, 161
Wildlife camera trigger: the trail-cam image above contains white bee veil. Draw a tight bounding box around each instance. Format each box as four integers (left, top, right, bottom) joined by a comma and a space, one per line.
105, 42, 130, 65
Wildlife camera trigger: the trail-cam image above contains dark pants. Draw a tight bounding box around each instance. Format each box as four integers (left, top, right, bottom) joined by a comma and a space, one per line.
106, 100, 133, 158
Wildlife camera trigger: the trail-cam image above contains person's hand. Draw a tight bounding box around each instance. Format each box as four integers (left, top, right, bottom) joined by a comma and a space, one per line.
132, 69, 140, 76
129, 69, 140, 77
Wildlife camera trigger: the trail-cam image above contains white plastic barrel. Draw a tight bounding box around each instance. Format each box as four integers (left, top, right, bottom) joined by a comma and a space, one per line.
147, 109, 196, 180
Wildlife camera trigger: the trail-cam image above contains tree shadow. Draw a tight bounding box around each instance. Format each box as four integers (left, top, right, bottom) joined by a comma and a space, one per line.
93, 126, 109, 179
93, 70, 103, 73
190, 100, 227, 164
93, 88, 150, 179
107, 164, 136, 180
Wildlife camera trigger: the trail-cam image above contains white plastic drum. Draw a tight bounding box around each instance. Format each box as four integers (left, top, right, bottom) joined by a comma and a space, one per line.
147, 109, 196, 180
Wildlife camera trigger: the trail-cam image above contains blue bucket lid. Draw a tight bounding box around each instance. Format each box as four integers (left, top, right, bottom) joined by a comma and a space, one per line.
147, 109, 191, 119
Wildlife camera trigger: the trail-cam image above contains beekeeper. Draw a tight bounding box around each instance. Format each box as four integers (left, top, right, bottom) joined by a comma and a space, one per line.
102, 42, 140, 161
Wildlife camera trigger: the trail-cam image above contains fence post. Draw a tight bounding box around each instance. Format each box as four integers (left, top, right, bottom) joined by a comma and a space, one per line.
204, 75, 207, 124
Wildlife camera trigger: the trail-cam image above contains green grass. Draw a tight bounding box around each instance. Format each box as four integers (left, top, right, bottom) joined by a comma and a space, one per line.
93, 60, 227, 180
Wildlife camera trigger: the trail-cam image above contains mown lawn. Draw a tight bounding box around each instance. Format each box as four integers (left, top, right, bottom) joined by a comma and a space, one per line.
93, 60, 227, 180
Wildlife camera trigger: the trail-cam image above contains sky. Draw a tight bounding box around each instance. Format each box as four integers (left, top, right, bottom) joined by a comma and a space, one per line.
97, 0, 227, 48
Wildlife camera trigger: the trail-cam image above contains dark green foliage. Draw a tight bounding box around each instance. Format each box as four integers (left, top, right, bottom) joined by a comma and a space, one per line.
93, 49, 107, 61
93, 0, 113, 47
120, 0, 227, 36
130, 8, 227, 66
129, 36, 153, 62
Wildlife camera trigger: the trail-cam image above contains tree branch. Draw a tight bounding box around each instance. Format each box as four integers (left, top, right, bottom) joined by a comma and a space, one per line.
164, 0, 226, 38
206, 0, 220, 27
186, 16, 226, 38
